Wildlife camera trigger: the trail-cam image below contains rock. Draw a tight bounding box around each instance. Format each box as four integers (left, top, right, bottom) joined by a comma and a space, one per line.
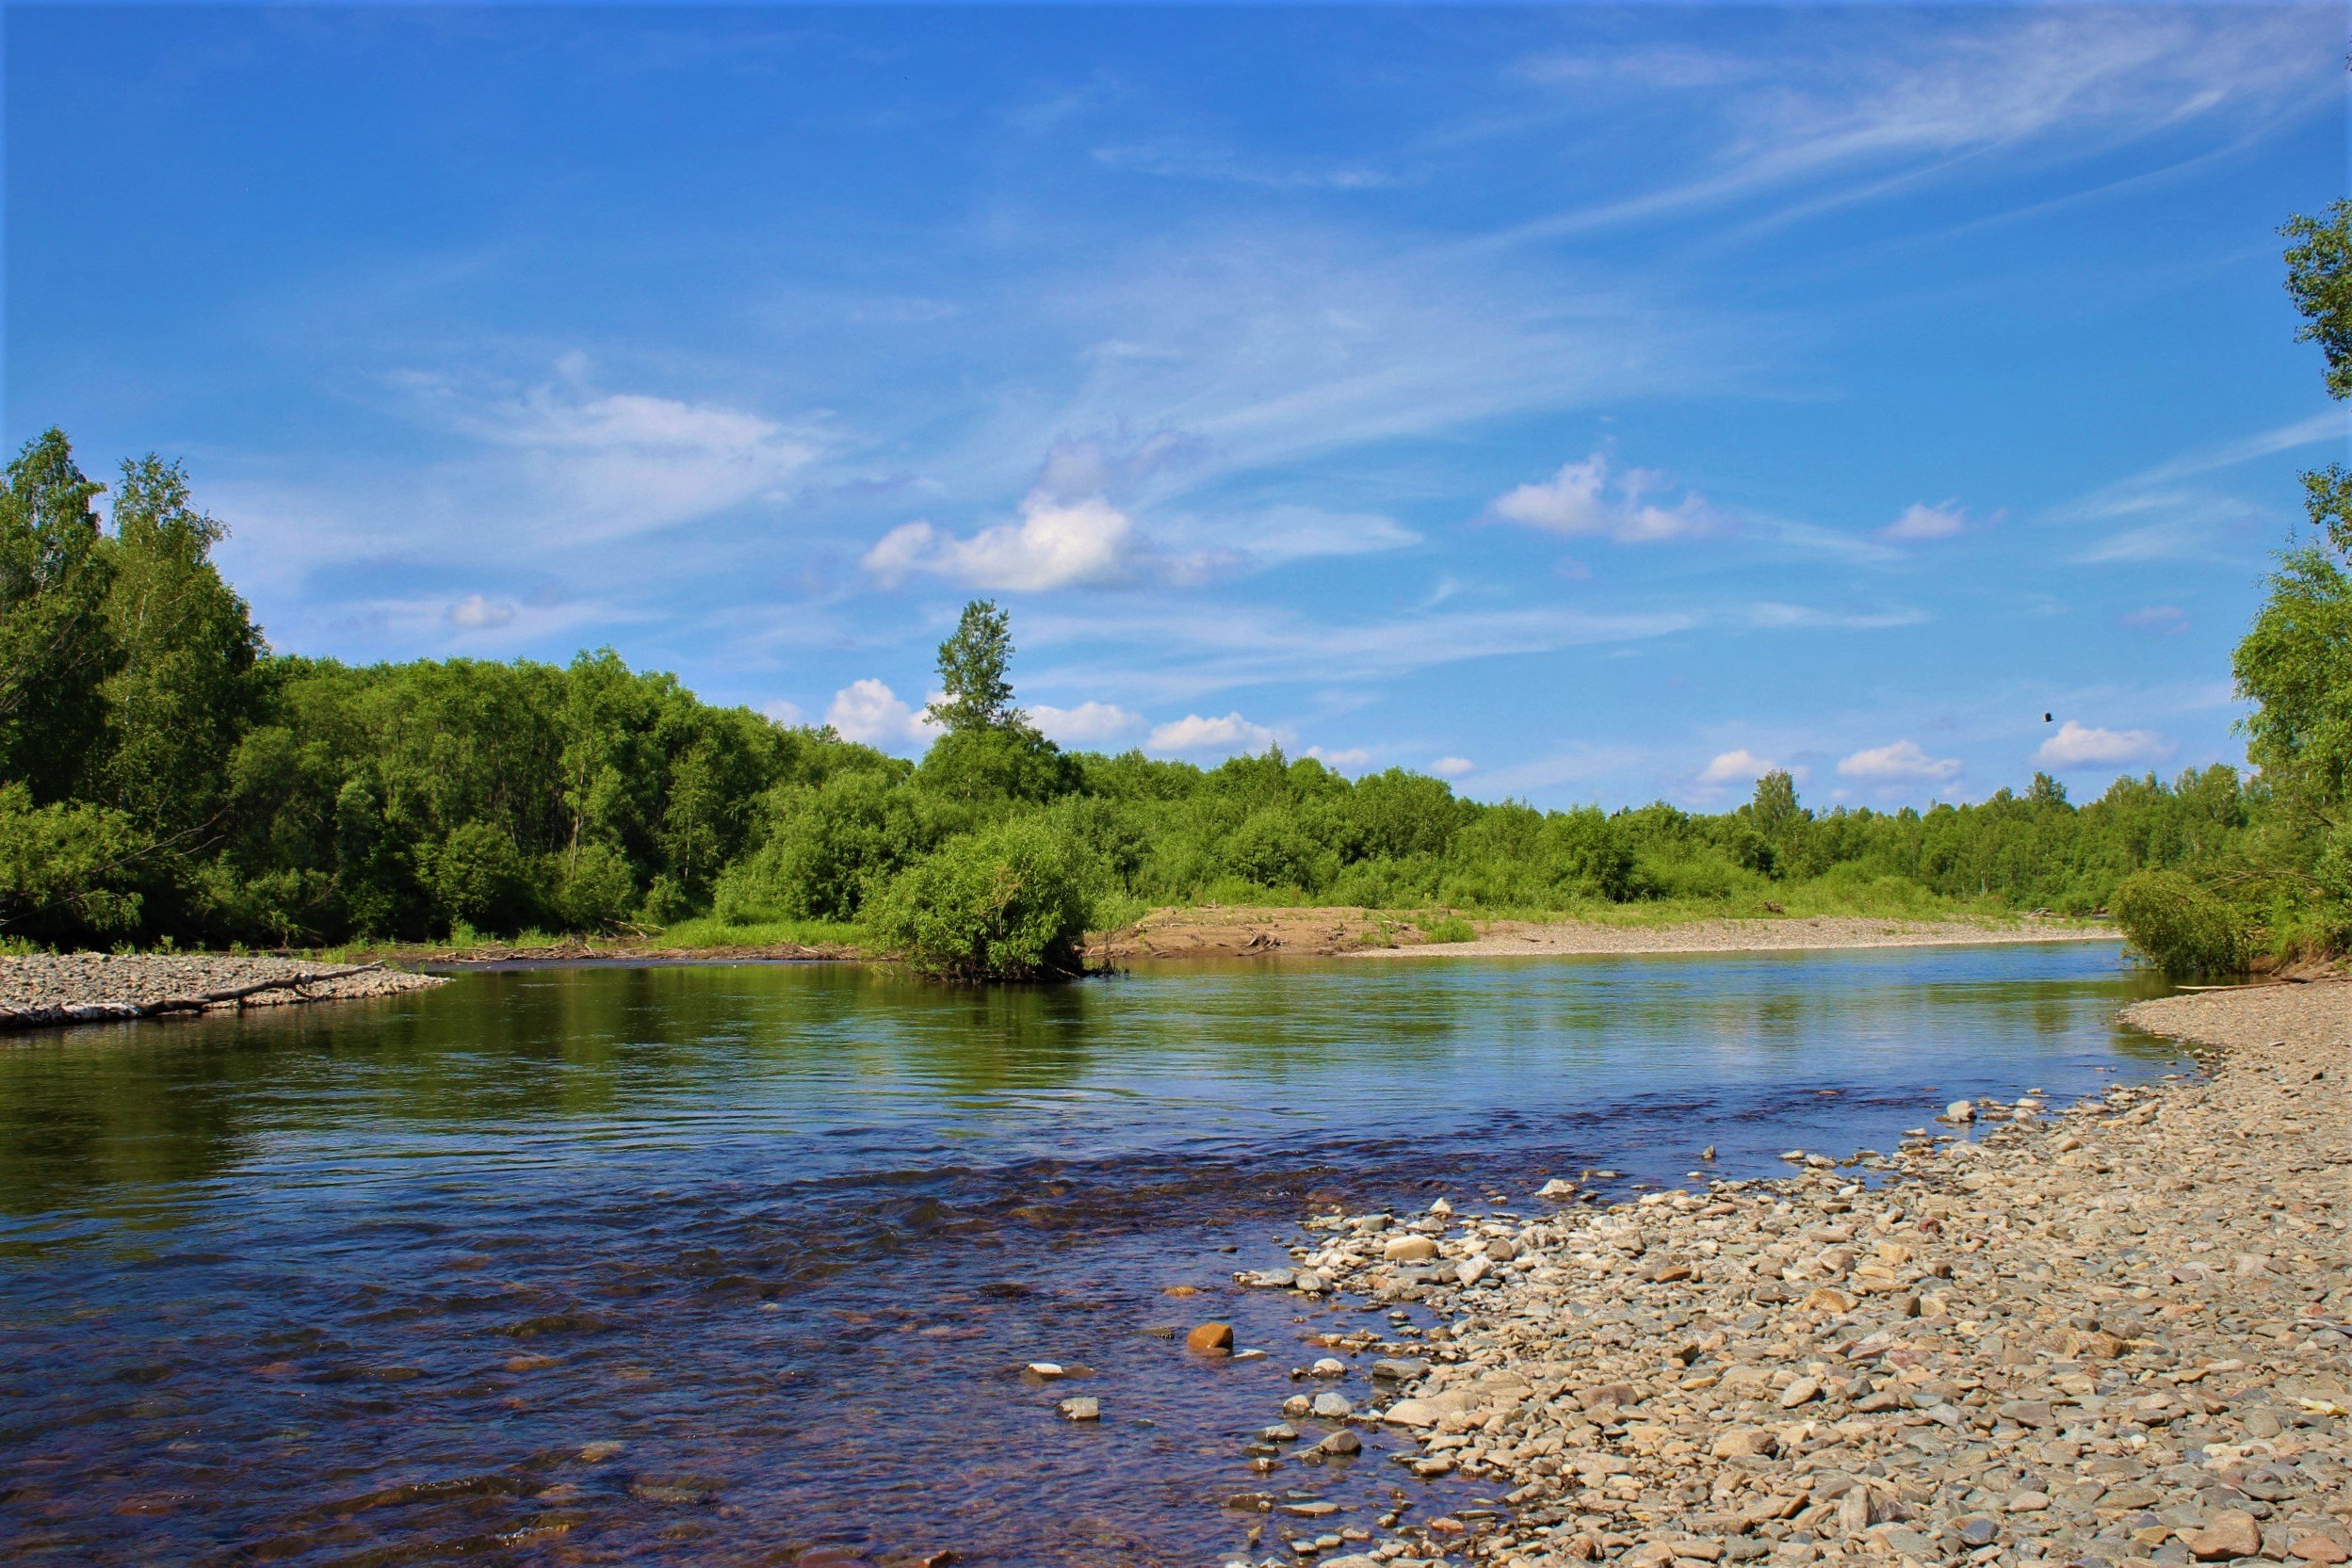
1383, 1236, 1438, 1263
2007, 1491, 2052, 1513
578, 1441, 625, 1462
1778, 1375, 1822, 1409
1309, 1391, 1352, 1419
1312, 1429, 1361, 1455
1456, 1256, 1492, 1286
1537, 1179, 1578, 1198
1956, 1516, 2001, 1547
2184, 1512, 2263, 1560
1057, 1396, 1099, 1421
2289, 1538, 2349, 1565
1310, 1358, 1346, 1378
1293, 1270, 1328, 1295
1711, 1428, 1779, 1460
1946, 1101, 1976, 1123
1428, 1198, 1453, 1217
1026, 1362, 1067, 1378
1370, 1358, 1428, 1381
1185, 1322, 1235, 1355
1383, 1398, 1440, 1429
1262, 1423, 1298, 1441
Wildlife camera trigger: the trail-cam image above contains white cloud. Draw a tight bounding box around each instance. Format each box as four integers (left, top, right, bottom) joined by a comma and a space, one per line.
824, 679, 943, 749
1879, 500, 1970, 542
1837, 739, 1961, 783
761, 699, 805, 726
1147, 711, 1289, 756
446, 593, 516, 629
1030, 701, 1143, 745
2121, 606, 2188, 635
1698, 748, 1776, 785
1307, 745, 1371, 769
865, 490, 1139, 591
1489, 453, 1717, 543
1429, 756, 1476, 778
2034, 720, 2169, 768
450, 377, 821, 543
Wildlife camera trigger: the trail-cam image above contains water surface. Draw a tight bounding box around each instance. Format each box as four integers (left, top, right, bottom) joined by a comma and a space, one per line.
0, 943, 2175, 1566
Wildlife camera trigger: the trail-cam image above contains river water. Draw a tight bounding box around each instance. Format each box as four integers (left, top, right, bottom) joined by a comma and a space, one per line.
0, 942, 2176, 1567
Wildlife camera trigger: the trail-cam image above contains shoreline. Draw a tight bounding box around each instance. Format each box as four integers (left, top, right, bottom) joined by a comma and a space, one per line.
1225, 979, 2350, 1568
1353, 916, 2117, 962
0, 953, 445, 1034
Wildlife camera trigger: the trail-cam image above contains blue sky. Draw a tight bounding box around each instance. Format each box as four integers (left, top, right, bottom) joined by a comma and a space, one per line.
8, 4, 2345, 809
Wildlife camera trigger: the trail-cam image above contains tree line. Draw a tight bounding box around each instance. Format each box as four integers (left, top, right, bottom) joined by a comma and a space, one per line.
2, 202, 2346, 976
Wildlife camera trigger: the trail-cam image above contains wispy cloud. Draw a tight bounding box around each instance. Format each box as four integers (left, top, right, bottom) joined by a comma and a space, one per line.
1879, 500, 1971, 542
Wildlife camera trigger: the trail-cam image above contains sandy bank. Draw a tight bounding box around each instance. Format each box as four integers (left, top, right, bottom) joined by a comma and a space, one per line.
1359, 915, 2115, 961
1219, 979, 2350, 1568
0, 953, 445, 1033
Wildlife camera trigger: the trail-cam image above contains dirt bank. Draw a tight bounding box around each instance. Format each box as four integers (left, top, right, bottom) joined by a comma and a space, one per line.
1220, 979, 2350, 1568
1100, 909, 2112, 963
0, 953, 445, 1032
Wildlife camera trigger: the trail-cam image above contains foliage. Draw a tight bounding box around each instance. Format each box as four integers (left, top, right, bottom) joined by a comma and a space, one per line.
1423, 914, 1476, 944
2111, 870, 2242, 978
926, 599, 1019, 735
868, 817, 1097, 981
2282, 201, 2352, 399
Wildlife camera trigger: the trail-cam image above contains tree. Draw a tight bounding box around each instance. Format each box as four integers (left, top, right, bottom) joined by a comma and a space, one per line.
2237, 202, 2352, 838
0, 430, 115, 802
99, 455, 262, 838
926, 599, 1018, 734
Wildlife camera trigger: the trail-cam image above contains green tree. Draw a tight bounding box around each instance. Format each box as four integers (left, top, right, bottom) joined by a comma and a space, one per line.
926, 599, 1018, 734
98, 456, 262, 838
0, 430, 116, 803
869, 816, 1096, 981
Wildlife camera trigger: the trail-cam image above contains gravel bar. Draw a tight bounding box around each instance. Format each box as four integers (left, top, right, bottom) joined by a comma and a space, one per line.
1223, 980, 2350, 1568
0, 952, 445, 1032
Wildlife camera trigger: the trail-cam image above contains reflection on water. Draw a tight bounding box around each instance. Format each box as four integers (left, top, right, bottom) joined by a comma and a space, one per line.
0, 944, 2173, 1565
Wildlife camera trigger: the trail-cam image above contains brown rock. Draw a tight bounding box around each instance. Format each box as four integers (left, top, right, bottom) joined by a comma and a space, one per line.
2183, 1511, 2263, 1560
1185, 1321, 1234, 1355
2290, 1539, 2350, 1566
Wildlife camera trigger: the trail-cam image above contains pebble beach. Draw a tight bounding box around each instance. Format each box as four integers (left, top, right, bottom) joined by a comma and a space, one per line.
1220, 979, 2350, 1568
0, 951, 445, 1031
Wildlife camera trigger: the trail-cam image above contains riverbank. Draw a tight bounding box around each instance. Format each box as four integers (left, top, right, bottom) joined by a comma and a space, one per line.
1235, 979, 2350, 1568
0, 953, 444, 1031
1357, 915, 2113, 962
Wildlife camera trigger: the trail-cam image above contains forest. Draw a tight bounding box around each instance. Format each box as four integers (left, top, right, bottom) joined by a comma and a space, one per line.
3, 202, 2347, 978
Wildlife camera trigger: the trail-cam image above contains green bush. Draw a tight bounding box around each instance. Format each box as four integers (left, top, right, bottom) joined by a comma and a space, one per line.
2111, 869, 2244, 977
869, 818, 1097, 981
1423, 914, 1476, 943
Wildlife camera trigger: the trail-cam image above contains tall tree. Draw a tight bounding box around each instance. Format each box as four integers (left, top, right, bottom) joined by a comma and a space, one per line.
0, 430, 116, 801
98, 455, 262, 838
2235, 201, 2352, 883
926, 599, 1019, 735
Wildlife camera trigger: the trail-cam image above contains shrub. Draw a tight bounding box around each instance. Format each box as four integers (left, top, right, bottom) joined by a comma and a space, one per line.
427, 821, 532, 935
2111, 869, 2243, 977
1423, 914, 1476, 944
869, 818, 1097, 981
553, 841, 638, 931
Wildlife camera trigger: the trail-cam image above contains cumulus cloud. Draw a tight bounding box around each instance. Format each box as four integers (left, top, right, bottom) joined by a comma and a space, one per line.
1429, 756, 1476, 778
446, 593, 517, 629
761, 699, 805, 726
1030, 701, 1143, 745
1147, 711, 1289, 756
1879, 500, 1970, 542
1837, 739, 1961, 782
2034, 720, 2168, 768
865, 491, 1139, 591
1698, 748, 1776, 785
1489, 453, 1717, 543
1307, 745, 1371, 769
824, 679, 943, 749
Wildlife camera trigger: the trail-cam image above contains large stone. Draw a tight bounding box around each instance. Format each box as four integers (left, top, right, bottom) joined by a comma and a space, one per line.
1057, 1396, 1099, 1421
2184, 1512, 2263, 1560
1185, 1322, 1234, 1355
1383, 1236, 1438, 1263
1383, 1398, 1440, 1428
1711, 1427, 1779, 1460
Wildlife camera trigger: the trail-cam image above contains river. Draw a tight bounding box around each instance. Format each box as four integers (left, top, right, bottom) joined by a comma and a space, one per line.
0, 942, 2175, 1566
